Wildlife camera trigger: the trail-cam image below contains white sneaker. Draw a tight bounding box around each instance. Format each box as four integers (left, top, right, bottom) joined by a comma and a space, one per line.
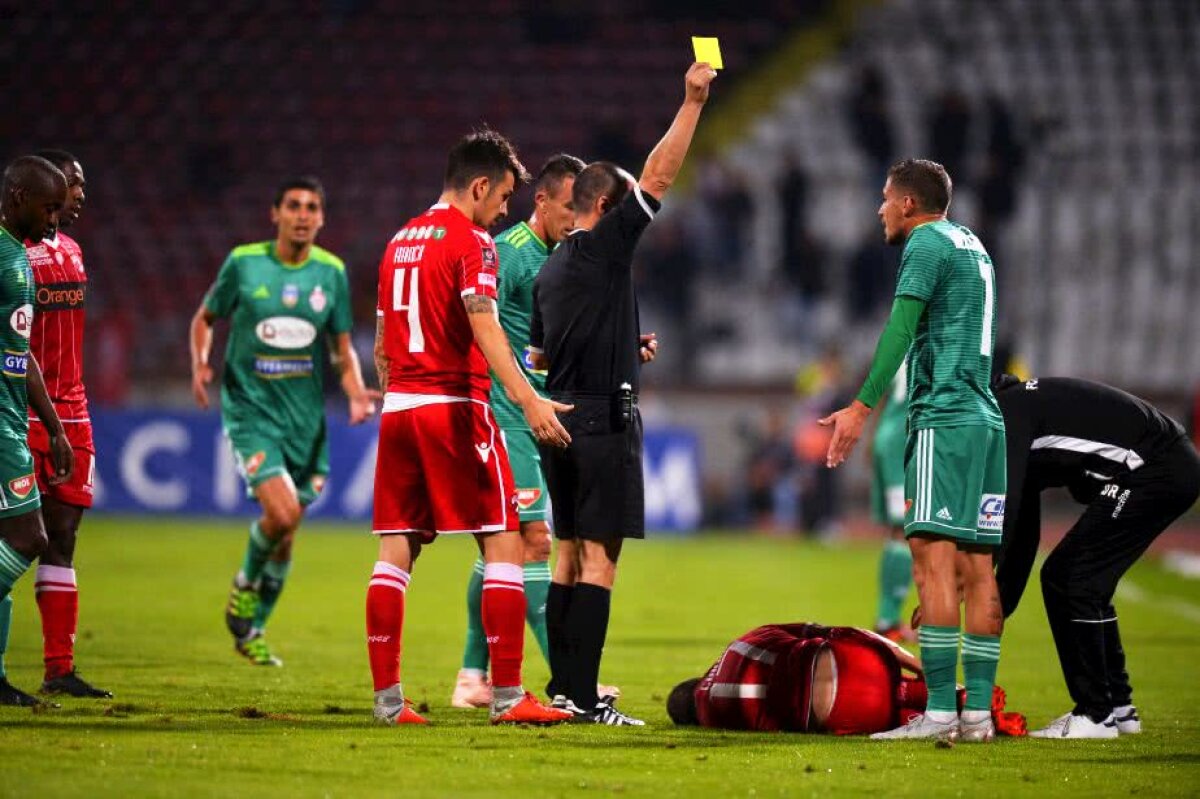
450, 669, 492, 709
1113, 705, 1141, 734
957, 714, 995, 743
1029, 712, 1118, 739
870, 714, 958, 741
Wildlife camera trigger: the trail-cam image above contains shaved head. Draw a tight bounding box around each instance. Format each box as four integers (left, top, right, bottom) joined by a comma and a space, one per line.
2, 155, 67, 243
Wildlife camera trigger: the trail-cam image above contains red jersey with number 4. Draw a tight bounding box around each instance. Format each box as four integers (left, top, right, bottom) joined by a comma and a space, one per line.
377, 203, 500, 401
24, 232, 89, 420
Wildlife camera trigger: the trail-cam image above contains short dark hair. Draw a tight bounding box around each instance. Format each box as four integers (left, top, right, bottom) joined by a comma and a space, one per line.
887, 158, 952, 214
274, 176, 326, 209
666, 678, 702, 726
571, 161, 630, 215
3, 155, 66, 197
534, 153, 585, 195
444, 129, 530, 191
33, 149, 80, 172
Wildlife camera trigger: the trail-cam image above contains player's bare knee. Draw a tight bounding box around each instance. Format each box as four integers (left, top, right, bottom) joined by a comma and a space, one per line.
521, 524, 552, 562
41, 526, 76, 567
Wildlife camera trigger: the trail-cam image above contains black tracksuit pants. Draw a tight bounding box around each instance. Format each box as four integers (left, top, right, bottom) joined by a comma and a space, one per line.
1040, 436, 1200, 721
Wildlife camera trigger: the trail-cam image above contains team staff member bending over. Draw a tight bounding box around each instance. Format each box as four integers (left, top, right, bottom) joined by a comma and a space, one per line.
992, 374, 1200, 739
529, 62, 717, 726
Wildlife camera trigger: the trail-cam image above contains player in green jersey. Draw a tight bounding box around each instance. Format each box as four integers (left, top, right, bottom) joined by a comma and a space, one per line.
190, 177, 379, 667
822, 160, 1005, 742
0, 156, 74, 705
452, 154, 586, 708
869, 363, 914, 641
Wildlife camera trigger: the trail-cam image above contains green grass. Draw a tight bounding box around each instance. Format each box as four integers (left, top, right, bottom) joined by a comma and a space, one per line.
1, 516, 1198, 798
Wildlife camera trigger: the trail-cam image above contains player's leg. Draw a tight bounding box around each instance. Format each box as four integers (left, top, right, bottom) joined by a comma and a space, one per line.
956, 427, 1005, 742
542, 435, 579, 703
0, 497, 49, 706
36, 492, 110, 697
451, 555, 491, 708
872, 435, 913, 638
368, 532, 425, 724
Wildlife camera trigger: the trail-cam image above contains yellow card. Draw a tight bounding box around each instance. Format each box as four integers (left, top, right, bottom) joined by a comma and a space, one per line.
691, 36, 723, 70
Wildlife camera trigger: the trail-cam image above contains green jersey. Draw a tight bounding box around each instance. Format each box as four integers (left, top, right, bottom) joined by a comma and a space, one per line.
895, 220, 1003, 432
489, 222, 549, 430
0, 229, 33, 442
204, 241, 352, 440
876, 359, 909, 437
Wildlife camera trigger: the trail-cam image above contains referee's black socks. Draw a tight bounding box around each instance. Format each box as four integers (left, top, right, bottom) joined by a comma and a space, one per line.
565, 582, 611, 711
545, 582, 574, 699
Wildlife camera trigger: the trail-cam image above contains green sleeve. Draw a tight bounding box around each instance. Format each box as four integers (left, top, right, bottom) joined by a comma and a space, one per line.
856, 296, 926, 408
329, 265, 353, 335
894, 229, 944, 302
203, 252, 240, 317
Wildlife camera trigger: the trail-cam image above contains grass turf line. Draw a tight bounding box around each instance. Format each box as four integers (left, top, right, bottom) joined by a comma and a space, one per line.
0, 516, 1197, 798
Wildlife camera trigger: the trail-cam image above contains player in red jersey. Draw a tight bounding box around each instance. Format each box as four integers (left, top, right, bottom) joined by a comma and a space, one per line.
366, 130, 573, 726
667, 623, 1025, 736
23, 150, 110, 698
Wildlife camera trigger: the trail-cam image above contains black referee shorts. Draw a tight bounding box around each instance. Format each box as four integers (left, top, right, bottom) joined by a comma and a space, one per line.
541, 398, 644, 541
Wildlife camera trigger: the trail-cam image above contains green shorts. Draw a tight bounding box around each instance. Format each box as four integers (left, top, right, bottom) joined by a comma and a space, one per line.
226, 421, 329, 507
871, 419, 907, 527
904, 425, 1006, 546
0, 434, 40, 520
501, 427, 548, 522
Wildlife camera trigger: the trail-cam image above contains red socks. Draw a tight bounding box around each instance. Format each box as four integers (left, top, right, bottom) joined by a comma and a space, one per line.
35, 565, 78, 680
481, 563, 525, 689
366, 562, 409, 692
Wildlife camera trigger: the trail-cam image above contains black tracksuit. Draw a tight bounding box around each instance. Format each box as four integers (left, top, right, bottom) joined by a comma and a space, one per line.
994, 375, 1200, 721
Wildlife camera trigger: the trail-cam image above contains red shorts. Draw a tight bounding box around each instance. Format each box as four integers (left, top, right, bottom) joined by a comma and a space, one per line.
823, 635, 901, 735
373, 400, 518, 537
29, 420, 95, 509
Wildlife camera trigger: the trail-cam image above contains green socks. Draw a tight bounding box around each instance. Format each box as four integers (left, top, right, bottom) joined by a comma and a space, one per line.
961, 633, 1001, 711
523, 561, 552, 661
461, 559, 489, 672
238, 521, 275, 587
918, 624, 960, 713
253, 559, 292, 630
461, 558, 553, 672
875, 539, 913, 628
0, 595, 11, 680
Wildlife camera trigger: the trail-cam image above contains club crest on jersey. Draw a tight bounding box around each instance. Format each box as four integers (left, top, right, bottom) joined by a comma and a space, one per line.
309, 285, 327, 313
9, 304, 32, 339
281, 284, 299, 307
516, 488, 542, 509
2, 350, 28, 378
978, 494, 1006, 531
244, 451, 267, 477
8, 473, 34, 500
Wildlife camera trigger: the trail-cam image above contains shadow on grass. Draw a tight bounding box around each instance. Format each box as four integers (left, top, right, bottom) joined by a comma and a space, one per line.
1061, 753, 1200, 766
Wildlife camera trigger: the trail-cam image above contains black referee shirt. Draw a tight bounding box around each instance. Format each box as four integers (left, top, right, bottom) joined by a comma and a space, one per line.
993, 374, 1187, 613
530, 185, 661, 396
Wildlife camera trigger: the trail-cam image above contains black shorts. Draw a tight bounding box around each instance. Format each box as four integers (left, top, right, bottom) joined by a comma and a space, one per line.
542, 398, 644, 541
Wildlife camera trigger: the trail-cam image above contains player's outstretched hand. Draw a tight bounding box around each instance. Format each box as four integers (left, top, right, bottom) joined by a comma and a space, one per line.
639, 333, 659, 364
525, 396, 573, 449
191, 362, 213, 410
818, 400, 871, 468
349, 388, 383, 425
685, 62, 718, 104
48, 431, 74, 486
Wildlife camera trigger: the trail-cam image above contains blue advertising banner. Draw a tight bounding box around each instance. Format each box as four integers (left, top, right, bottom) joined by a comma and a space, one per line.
88, 410, 702, 532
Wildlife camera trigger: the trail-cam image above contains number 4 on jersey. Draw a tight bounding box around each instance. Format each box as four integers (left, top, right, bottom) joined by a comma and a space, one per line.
393, 267, 424, 353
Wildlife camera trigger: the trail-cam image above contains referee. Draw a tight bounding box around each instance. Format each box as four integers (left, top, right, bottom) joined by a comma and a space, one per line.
992, 374, 1200, 739
528, 62, 717, 726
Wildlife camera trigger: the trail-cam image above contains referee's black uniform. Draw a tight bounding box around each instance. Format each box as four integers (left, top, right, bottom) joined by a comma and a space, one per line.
530, 184, 660, 541
994, 374, 1200, 723
529, 182, 659, 716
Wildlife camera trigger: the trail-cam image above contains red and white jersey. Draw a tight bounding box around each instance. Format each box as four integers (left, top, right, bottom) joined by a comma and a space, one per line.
24, 232, 89, 420
377, 203, 500, 402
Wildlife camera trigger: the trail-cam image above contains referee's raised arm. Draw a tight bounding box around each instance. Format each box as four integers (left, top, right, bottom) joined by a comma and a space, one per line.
638, 62, 718, 200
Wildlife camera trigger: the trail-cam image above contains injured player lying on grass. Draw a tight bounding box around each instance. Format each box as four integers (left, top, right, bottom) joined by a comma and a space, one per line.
667, 623, 1025, 739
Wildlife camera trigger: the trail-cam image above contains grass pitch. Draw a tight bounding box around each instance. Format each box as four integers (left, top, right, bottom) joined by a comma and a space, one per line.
0, 516, 1197, 798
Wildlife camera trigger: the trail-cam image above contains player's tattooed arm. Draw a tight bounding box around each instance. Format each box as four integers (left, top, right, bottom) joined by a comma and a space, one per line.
373, 314, 389, 388
463, 294, 497, 315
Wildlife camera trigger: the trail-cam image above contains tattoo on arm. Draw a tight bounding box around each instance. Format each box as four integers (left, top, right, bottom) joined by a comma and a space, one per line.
373, 316, 389, 386
463, 294, 496, 315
